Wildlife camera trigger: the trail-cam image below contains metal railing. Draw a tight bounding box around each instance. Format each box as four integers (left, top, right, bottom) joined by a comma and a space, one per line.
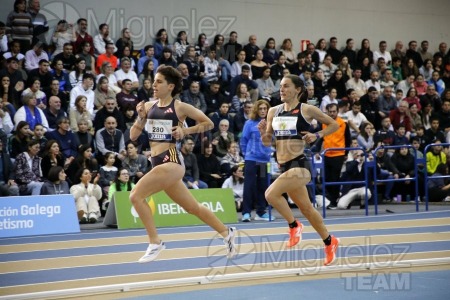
265, 144, 447, 219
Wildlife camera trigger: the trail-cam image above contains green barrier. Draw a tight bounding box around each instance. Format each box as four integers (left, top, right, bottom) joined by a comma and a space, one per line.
111, 188, 238, 229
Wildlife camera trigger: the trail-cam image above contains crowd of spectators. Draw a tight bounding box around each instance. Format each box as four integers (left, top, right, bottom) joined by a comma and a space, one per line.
1, 0, 450, 221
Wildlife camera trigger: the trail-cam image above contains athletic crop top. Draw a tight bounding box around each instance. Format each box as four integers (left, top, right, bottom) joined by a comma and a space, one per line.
146, 100, 183, 143
272, 103, 311, 140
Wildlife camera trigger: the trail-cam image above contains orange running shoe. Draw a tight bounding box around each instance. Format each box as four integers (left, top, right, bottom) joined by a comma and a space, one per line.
324, 235, 339, 266
286, 220, 303, 247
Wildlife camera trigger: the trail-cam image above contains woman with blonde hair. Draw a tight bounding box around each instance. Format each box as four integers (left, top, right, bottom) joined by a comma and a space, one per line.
280, 38, 296, 66
240, 99, 272, 222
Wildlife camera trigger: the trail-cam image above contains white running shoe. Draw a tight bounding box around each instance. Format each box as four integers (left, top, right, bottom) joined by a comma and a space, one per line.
224, 227, 237, 259
138, 241, 166, 263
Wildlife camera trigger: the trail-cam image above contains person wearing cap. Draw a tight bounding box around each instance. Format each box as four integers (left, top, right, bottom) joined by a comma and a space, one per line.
96, 42, 118, 75
114, 57, 139, 90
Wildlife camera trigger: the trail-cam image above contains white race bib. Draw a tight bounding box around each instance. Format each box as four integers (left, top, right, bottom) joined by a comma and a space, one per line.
272, 116, 298, 137
146, 119, 173, 141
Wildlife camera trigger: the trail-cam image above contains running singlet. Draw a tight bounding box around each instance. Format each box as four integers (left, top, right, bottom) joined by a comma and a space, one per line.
272, 103, 311, 140
146, 100, 183, 142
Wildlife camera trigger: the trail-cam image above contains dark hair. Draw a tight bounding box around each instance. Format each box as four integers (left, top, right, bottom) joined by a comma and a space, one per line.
406, 87, 417, 98
126, 140, 139, 149
28, 76, 40, 88
144, 45, 154, 52
230, 165, 244, 185
156, 66, 182, 97
104, 42, 114, 50
316, 38, 326, 50
181, 135, 194, 146
74, 57, 86, 79
13, 0, 25, 12
359, 122, 372, 141
104, 151, 115, 162
27, 139, 40, 149
176, 30, 187, 44
326, 103, 338, 111
43, 139, 61, 158
78, 144, 92, 156
211, 34, 223, 45
77, 18, 87, 25
99, 23, 108, 31
38, 59, 49, 66
261, 65, 270, 73
264, 37, 276, 49
16, 121, 29, 133
338, 101, 349, 108
141, 59, 155, 82
430, 116, 440, 123
361, 38, 371, 50
74, 167, 90, 185
51, 58, 63, 69
82, 73, 94, 81
114, 168, 133, 192
57, 116, 70, 125
122, 78, 132, 86
47, 166, 64, 182
72, 144, 98, 174
436, 163, 448, 175
155, 28, 169, 44
284, 75, 305, 100
241, 64, 250, 71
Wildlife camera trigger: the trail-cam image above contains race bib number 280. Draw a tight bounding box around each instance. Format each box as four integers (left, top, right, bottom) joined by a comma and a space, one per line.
146, 119, 173, 141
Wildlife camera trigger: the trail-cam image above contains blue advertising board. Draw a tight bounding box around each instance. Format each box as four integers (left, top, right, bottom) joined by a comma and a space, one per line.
0, 195, 80, 238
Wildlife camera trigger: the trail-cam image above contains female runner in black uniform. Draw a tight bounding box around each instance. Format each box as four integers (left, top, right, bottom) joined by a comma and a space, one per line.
130, 66, 236, 263
257, 74, 340, 265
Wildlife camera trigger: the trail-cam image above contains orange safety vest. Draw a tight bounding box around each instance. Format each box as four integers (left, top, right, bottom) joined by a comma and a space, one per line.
323, 117, 346, 157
